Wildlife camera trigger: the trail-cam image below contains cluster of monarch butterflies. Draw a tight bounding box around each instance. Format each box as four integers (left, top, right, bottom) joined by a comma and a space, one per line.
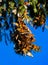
11, 18, 40, 57
0, 0, 47, 57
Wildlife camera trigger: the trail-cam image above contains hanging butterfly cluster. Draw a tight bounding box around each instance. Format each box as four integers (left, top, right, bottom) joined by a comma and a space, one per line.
0, 0, 47, 57
11, 18, 40, 56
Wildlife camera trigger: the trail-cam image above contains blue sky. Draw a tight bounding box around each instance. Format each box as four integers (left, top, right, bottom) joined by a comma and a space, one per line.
0, 16, 48, 65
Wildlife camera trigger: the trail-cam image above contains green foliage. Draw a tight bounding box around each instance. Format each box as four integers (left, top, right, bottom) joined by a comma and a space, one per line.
18, 5, 26, 16
29, 0, 38, 13
18, 0, 24, 5
9, 1, 15, 9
